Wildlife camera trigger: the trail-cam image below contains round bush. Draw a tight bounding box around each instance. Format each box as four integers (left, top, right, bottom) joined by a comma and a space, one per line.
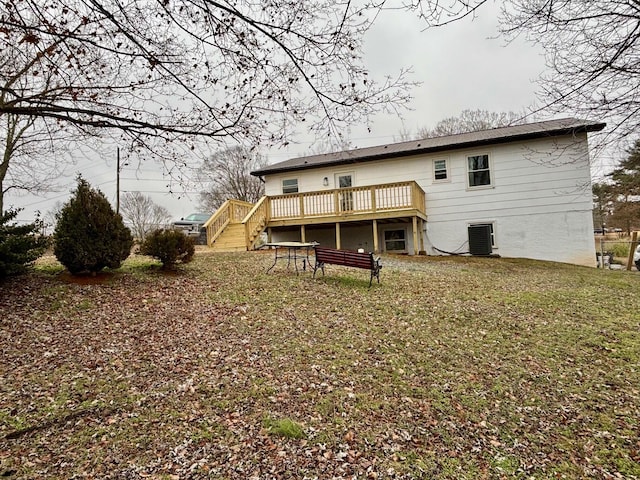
139, 229, 195, 269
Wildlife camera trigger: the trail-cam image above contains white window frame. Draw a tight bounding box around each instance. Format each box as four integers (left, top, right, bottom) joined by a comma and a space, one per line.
433, 158, 449, 182
468, 221, 497, 248
335, 171, 355, 189
466, 153, 492, 189
282, 178, 299, 194
335, 171, 355, 211
383, 228, 407, 253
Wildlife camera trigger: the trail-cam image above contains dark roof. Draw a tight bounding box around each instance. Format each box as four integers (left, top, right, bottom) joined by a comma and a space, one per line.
251, 118, 606, 177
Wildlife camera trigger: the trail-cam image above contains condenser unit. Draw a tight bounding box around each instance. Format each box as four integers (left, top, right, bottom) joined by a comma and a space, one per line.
468, 225, 492, 256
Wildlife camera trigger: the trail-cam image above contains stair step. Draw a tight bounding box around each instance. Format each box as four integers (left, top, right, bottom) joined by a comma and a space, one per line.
205, 201, 267, 251
210, 223, 247, 251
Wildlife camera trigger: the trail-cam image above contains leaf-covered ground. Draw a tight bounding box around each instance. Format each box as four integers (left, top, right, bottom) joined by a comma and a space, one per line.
1, 250, 639, 479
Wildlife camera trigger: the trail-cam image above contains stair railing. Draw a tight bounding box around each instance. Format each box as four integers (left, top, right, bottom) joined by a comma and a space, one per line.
203, 200, 232, 246
203, 199, 256, 247
242, 196, 269, 250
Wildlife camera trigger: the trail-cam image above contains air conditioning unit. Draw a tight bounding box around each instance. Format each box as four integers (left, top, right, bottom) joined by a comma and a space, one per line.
468, 225, 492, 256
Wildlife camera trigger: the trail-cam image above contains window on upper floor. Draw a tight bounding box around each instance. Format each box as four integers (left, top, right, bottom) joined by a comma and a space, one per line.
467, 154, 491, 188
433, 159, 448, 181
282, 178, 298, 194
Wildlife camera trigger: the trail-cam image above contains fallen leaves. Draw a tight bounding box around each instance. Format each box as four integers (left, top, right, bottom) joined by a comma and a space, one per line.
1, 252, 639, 478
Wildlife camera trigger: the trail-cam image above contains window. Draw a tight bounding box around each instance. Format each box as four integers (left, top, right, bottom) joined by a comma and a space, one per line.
335, 172, 354, 211
469, 222, 496, 248
336, 173, 353, 189
433, 159, 448, 181
467, 154, 491, 187
384, 229, 406, 252
282, 178, 298, 194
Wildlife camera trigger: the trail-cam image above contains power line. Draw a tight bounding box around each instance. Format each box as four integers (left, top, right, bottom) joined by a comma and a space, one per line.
121, 190, 201, 194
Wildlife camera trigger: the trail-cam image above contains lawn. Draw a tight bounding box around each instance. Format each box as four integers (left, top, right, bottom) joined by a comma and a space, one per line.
1, 250, 639, 479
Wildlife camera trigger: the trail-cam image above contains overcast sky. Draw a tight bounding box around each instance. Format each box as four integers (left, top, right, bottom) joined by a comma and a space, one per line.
8, 3, 551, 226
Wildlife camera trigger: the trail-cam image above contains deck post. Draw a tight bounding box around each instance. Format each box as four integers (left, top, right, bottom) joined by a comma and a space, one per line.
301, 225, 306, 243
419, 219, 425, 253
335, 223, 341, 249
267, 227, 273, 243
371, 186, 377, 213
372, 219, 379, 253
412, 216, 419, 255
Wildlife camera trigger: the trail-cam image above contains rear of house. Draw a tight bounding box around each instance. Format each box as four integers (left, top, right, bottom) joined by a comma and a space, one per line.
249, 118, 604, 266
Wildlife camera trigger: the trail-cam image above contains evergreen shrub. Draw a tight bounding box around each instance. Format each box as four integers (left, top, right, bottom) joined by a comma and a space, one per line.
139, 229, 195, 269
0, 209, 49, 279
54, 176, 133, 274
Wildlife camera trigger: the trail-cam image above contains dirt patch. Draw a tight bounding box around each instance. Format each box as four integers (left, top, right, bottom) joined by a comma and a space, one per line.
57, 271, 117, 285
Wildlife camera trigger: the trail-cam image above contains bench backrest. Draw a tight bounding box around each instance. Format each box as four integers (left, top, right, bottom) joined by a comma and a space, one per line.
314, 246, 374, 270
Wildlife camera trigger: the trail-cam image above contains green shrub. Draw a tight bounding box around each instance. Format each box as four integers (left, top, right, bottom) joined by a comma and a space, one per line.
0, 209, 49, 279
608, 242, 630, 259
138, 228, 195, 269
54, 176, 133, 275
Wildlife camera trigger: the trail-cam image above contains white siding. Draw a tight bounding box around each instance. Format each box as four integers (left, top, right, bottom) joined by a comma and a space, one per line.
264, 134, 596, 266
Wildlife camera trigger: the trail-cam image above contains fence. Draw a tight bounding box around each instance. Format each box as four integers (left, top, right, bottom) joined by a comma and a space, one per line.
596, 231, 639, 270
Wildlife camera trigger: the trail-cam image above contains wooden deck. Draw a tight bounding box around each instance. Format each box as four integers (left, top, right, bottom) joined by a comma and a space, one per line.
266, 181, 426, 227
205, 181, 427, 252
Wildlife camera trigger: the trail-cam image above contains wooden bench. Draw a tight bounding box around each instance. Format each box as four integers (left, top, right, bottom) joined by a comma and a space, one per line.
313, 246, 382, 287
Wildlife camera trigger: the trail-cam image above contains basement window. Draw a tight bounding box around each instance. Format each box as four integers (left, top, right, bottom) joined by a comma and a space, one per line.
384, 229, 407, 252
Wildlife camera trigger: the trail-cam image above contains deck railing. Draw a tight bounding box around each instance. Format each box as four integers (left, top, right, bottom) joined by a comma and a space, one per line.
203, 199, 253, 246
268, 181, 425, 221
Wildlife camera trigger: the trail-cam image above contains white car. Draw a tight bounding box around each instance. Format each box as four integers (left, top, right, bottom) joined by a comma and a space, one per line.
634, 244, 640, 270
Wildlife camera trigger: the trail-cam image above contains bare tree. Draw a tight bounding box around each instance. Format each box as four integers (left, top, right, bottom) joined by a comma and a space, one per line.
0, 110, 73, 212
120, 192, 171, 241
1, 1, 413, 152
198, 146, 266, 212
406, 0, 490, 26
499, 0, 639, 145
1, 0, 419, 215
411, 0, 640, 146
416, 109, 526, 138
43, 200, 64, 235
0, 39, 85, 212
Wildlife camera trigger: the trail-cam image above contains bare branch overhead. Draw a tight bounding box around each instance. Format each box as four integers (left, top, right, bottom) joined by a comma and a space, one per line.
0, 0, 416, 147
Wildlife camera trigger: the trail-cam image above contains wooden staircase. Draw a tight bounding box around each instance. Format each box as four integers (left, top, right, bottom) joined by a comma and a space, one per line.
208, 223, 246, 252
203, 198, 268, 252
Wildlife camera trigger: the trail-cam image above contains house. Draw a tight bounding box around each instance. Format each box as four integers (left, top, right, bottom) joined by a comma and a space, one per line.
204, 118, 605, 266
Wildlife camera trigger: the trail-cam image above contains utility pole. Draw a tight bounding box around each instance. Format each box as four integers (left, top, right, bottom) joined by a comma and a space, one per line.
116, 147, 120, 214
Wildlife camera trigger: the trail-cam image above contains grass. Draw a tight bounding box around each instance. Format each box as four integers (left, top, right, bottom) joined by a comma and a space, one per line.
262, 416, 306, 439
1, 250, 639, 479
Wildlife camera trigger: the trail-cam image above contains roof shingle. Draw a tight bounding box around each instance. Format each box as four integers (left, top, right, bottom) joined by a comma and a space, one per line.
251, 117, 605, 177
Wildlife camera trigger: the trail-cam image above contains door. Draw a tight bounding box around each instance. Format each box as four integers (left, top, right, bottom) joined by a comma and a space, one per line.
335, 172, 354, 212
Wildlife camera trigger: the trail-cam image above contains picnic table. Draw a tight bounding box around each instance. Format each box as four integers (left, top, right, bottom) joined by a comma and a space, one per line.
264, 241, 319, 274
